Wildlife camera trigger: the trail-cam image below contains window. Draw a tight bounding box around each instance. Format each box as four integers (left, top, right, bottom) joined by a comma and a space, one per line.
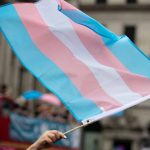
113, 139, 132, 150
124, 25, 136, 43
96, 0, 107, 4
127, 0, 137, 4
18, 67, 25, 94
33, 77, 39, 90
11, 53, 15, 66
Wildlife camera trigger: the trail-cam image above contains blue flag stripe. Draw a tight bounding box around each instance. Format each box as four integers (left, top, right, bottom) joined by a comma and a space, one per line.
108, 36, 150, 79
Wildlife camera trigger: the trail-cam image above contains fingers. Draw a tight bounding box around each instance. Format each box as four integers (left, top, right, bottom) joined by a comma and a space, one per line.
45, 130, 66, 143
45, 137, 53, 145
50, 130, 66, 139
58, 131, 67, 139
48, 133, 57, 143
34, 130, 67, 150
53, 132, 61, 140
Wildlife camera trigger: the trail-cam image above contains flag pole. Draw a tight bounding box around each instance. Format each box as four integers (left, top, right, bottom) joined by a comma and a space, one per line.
64, 123, 88, 135
64, 95, 150, 135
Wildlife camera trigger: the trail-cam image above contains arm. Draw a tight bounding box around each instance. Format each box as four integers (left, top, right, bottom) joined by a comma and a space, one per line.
27, 130, 66, 150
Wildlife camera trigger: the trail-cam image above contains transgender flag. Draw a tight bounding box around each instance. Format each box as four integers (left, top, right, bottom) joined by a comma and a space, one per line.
0, 0, 150, 124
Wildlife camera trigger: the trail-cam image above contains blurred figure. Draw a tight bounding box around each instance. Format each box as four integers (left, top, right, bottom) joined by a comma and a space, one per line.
27, 130, 66, 150
0, 84, 10, 116
0, 84, 10, 96
0, 84, 17, 116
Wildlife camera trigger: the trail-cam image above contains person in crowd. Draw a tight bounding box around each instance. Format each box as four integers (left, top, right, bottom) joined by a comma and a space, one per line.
0, 84, 10, 97
0, 84, 12, 116
27, 130, 66, 150
0, 84, 19, 116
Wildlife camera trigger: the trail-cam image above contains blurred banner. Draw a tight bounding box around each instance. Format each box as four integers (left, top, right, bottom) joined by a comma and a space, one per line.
10, 113, 80, 149
0, 141, 77, 150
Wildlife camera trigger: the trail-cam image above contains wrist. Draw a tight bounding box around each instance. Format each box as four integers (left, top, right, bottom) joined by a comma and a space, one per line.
27, 142, 41, 150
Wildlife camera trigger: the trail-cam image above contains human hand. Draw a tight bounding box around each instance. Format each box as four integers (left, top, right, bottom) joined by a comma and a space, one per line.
27, 130, 66, 150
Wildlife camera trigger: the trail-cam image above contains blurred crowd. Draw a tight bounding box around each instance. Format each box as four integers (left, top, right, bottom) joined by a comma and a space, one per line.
0, 84, 73, 124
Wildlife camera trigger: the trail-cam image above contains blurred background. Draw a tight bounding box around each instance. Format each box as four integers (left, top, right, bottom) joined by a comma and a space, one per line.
0, 0, 150, 150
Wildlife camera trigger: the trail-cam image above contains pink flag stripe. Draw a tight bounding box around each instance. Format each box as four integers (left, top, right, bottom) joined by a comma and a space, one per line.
14, 3, 122, 110
69, 20, 150, 96
58, 0, 77, 10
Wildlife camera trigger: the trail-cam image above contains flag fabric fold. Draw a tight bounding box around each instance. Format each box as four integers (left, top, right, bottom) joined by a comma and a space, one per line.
0, 0, 150, 124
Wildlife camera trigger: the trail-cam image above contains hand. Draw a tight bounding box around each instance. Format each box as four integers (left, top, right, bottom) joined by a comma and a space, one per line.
27, 130, 66, 150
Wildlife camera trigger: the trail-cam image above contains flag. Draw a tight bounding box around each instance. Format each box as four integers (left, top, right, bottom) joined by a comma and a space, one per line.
40, 94, 61, 106
0, 0, 150, 124
22, 90, 42, 100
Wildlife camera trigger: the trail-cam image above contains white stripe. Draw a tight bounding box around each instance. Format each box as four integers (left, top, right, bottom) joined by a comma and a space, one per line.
35, 0, 142, 104
82, 95, 150, 125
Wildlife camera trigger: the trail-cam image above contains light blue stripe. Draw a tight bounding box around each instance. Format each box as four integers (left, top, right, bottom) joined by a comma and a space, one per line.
59, 8, 119, 44
0, 4, 102, 122
108, 35, 150, 79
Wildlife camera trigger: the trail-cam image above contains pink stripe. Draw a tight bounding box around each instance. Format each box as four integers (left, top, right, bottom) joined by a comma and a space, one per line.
14, 3, 122, 110
58, 0, 77, 10
120, 71, 150, 96
69, 15, 150, 97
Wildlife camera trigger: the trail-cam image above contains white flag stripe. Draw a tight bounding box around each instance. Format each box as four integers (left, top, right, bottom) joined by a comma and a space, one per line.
35, 0, 142, 104
82, 95, 150, 125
